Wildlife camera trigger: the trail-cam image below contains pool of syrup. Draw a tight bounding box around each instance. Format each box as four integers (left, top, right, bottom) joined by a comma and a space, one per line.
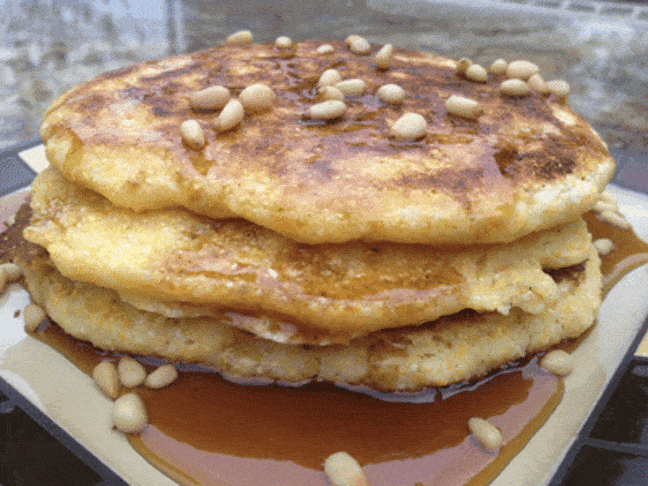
18, 209, 648, 486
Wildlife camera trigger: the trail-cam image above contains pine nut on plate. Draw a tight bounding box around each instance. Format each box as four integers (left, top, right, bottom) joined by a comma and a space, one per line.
468, 417, 503, 452
113, 393, 148, 434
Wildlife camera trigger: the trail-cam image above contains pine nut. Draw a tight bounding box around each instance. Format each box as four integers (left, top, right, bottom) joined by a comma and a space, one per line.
318, 69, 342, 87
500, 79, 531, 97
391, 113, 427, 141
527, 73, 549, 94
446, 95, 483, 120
308, 100, 347, 120
324, 451, 369, 486
350, 37, 371, 55
465, 64, 488, 83
93, 361, 120, 399
239, 83, 276, 112
226, 30, 253, 45
344, 35, 363, 46
540, 350, 575, 376
23, 303, 46, 332
593, 238, 615, 256
335, 79, 366, 97
506, 60, 540, 80
600, 210, 631, 230
189, 86, 230, 111
274, 36, 293, 49
180, 120, 205, 149
118, 356, 146, 388
377, 84, 405, 104
375, 43, 393, 69
215, 99, 245, 132
145, 364, 178, 389
468, 417, 503, 451
317, 44, 335, 55
0, 263, 22, 281
456, 58, 472, 76
489, 58, 508, 75
320, 86, 345, 101
113, 393, 148, 434
547, 80, 570, 98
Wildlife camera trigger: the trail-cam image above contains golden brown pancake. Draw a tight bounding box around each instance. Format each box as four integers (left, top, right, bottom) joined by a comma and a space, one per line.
25, 167, 595, 342
19, 249, 600, 392
40, 40, 614, 245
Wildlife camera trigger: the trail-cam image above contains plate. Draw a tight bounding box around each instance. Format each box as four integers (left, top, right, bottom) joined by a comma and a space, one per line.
1, 148, 648, 486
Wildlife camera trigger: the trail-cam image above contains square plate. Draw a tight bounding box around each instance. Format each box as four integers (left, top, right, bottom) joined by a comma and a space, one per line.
2, 144, 648, 486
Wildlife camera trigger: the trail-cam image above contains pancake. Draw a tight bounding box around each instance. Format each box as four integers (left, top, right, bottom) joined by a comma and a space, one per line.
25, 167, 594, 341
18, 248, 601, 392
40, 40, 614, 245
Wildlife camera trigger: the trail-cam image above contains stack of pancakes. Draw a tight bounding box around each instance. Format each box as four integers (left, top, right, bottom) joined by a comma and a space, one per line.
17, 40, 614, 392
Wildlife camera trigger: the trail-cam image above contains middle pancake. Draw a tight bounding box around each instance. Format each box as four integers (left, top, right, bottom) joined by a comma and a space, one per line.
25, 167, 594, 344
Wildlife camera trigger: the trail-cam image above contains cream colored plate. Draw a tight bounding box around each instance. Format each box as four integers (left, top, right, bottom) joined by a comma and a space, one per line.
1, 147, 648, 485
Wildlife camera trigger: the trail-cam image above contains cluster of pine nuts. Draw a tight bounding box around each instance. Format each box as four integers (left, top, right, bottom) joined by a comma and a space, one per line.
92, 357, 178, 434
324, 451, 370, 486
481, 57, 571, 99
183, 79, 276, 146
203, 31, 578, 147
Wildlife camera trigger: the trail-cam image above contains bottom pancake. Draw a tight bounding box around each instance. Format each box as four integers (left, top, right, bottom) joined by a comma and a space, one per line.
20, 249, 601, 392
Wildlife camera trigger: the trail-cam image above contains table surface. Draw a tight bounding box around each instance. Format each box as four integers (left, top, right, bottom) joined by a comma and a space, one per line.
1, 1, 648, 485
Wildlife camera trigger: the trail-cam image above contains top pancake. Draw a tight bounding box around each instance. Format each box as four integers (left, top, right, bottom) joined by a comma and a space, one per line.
41, 40, 614, 244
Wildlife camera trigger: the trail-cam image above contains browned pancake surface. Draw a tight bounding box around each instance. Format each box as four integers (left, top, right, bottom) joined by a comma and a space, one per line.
41, 40, 614, 244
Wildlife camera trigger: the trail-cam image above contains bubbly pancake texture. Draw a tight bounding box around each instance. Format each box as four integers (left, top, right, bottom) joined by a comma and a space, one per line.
40, 40, 614, 244
25, 168, 594, 341
20, 248, 600, 392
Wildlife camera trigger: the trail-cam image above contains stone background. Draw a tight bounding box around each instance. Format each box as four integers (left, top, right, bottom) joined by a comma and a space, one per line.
1, 0, 646, 151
